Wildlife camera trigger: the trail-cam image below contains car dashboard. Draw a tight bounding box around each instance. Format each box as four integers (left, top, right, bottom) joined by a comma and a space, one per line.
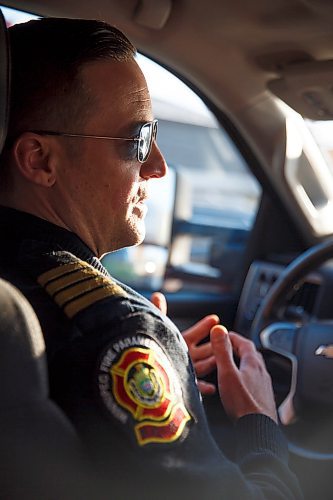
235, 258, 331, 339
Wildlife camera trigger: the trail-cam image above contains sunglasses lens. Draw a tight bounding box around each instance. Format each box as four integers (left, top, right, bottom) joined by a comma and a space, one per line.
139, 123, 152, 162
138, 121, 158, 162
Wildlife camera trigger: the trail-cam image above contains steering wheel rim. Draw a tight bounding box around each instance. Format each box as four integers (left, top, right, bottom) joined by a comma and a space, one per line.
250, 238, 333, 460
251, 238, 333, 339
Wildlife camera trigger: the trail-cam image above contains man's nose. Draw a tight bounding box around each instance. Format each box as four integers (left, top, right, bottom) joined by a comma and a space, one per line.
140, 142, 168, 180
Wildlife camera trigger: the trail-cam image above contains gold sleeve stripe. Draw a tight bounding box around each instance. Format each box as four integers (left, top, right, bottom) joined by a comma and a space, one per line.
64, 284, 125, 318
54, 276, 109, 305
38, 261, 86, 286
38, 260, 127, 318
45, 268, 100, 296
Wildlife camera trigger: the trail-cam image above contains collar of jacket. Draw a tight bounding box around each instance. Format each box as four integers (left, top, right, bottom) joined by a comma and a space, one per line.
0, 205, 108, 275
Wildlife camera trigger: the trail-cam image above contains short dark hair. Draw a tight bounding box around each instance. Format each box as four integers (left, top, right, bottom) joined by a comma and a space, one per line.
7, 17, 136, 139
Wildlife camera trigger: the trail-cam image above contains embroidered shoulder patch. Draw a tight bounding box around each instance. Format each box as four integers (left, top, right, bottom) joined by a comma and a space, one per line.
37, 259, 127, 318
98, 335, 191, 446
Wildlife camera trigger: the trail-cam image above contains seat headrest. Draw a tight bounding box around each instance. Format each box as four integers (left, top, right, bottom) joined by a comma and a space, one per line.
0, 9, 10, 153
0, 278, 48, 406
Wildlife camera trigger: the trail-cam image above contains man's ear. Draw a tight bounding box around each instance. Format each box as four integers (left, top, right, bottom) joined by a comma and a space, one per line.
12, 132, 56, 187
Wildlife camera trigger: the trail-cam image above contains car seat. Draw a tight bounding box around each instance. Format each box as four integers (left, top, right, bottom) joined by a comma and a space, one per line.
0, 10, 93, 499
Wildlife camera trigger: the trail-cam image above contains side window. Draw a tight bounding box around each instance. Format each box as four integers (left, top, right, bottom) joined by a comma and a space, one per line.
103, 55, 262, 292
1, 5, 38, 25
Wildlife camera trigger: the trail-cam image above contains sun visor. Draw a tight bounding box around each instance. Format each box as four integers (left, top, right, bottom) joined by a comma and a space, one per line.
268, 60, 333, 120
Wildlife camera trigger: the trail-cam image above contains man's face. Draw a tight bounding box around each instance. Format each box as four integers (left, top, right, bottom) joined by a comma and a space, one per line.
52, 58, 167, 256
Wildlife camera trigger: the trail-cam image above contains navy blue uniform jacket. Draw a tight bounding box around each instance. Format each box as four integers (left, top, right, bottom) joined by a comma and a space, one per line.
0, 206, 302, 500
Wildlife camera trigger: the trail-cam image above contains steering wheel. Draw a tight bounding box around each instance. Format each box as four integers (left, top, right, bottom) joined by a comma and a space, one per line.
250, 238, 333, 460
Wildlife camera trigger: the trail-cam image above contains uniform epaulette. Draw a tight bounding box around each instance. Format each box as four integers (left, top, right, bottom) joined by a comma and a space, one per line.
23, 249, 128, 319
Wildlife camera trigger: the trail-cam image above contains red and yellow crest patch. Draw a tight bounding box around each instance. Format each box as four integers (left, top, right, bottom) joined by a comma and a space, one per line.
98, 336, 191, 446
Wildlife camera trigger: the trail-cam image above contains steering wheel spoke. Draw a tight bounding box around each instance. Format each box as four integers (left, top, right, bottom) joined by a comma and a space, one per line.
260, 322, 299, 425
260, 322, 298, 357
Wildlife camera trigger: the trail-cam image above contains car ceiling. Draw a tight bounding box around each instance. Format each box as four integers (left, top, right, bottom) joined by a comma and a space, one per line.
2, 0, 333, 176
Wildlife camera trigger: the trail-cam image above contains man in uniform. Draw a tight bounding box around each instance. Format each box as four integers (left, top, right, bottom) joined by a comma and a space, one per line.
0, 17, 302, 499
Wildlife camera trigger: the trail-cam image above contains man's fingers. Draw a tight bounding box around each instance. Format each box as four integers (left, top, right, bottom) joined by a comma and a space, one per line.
197, 380, 216, 395
193, 355, 216, 377
228, 331, 259, 359
191, 342, 214, 361
210, 325, 237, 372
182, 315, 219, 343
150, 292, 167, 315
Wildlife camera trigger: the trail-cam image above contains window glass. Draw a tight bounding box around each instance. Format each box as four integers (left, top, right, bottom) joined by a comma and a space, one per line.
1, 5, 38, 25
106, 56, 261, 291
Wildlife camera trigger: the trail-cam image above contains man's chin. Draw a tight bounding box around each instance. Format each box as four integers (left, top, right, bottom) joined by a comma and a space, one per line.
133, 229, 146, 246
104, 218, 146, 253
126, 221, 146, 247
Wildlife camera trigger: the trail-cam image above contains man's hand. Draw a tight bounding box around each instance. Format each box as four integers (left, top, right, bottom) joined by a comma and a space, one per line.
150, 292, 167, 315
150, 292, 218, 395
210, 325, 278, 423
182, 316, 219, 395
